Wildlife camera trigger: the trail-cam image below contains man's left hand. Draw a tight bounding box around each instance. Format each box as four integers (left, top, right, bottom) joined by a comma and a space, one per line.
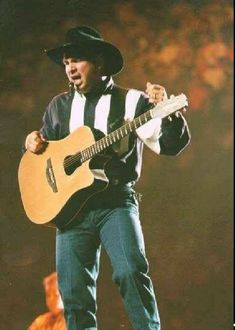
145, 82, 167, 104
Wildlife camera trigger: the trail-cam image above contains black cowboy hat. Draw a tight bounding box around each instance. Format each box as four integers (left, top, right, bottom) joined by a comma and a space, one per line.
45, 26, 124, 76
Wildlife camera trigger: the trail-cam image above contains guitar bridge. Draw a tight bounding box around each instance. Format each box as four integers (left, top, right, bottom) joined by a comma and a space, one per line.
46, 158, 58, 193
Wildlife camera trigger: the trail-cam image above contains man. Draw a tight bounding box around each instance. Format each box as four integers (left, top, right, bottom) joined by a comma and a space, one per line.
25, 26, 190, 330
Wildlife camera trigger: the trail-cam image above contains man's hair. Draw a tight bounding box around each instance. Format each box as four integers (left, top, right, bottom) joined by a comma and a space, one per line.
62, 46, 102, 64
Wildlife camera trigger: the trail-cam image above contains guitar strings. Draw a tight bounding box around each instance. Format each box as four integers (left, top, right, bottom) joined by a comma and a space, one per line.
63, 110, 152, 169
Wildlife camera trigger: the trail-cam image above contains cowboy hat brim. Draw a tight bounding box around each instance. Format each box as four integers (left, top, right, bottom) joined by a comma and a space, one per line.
45, 39, 124, 76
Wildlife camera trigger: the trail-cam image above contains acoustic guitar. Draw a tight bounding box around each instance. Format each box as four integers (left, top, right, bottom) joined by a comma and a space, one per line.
18, 94, 188, 228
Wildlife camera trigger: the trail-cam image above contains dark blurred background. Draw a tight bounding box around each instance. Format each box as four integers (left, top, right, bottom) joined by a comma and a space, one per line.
0, 0, 233, 329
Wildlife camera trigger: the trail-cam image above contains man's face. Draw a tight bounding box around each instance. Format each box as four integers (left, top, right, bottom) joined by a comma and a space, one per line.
63, 56, 101, 94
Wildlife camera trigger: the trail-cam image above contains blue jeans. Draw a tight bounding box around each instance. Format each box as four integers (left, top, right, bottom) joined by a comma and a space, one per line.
56, 202, 161, 330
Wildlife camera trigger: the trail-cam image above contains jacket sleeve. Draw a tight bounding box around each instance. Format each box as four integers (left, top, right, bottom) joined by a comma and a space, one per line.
158, 112, 191, 155
136, 94, 191, 155
40, 99, 58, 140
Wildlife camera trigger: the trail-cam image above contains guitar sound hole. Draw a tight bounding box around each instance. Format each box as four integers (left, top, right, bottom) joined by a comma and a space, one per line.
64, 155, 82, 175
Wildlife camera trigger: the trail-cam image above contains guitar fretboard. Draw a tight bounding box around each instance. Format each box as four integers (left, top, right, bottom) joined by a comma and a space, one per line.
80, 110, 152, 162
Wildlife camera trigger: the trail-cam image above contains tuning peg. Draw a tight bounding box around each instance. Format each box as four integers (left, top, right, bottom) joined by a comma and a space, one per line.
167, 116, 172, 121
175, 111, 180, 118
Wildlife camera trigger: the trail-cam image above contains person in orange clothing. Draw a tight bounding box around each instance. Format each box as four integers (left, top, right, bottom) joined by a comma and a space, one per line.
28, 272, 66, 330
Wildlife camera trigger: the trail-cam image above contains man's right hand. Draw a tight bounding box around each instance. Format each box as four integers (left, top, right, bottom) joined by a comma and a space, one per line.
25, 131, 47, 153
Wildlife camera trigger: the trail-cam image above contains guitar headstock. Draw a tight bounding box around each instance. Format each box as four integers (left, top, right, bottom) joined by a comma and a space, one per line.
150, 93, 188, 119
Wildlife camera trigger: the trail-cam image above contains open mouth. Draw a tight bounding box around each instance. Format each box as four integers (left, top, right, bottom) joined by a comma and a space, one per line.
71, 74, 81, 81
71, 76, 83, 89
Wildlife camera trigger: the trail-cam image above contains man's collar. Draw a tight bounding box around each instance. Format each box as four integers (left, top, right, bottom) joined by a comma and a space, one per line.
75, 76, 114, 100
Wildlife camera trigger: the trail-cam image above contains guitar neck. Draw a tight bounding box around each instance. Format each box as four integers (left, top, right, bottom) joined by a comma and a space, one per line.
69, 93, 187, 165
80, 109, 153, 163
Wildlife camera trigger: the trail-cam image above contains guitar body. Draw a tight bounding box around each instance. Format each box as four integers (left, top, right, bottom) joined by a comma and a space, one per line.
18, 126, 108, 228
